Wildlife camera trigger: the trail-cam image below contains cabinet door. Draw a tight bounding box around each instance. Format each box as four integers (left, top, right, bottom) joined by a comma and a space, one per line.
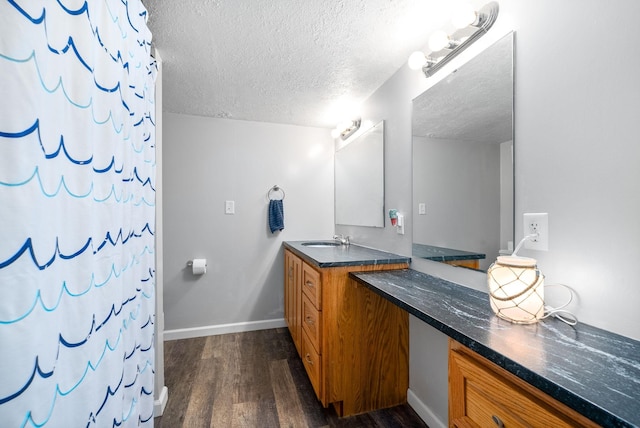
302, 293, 321, 354
284, 251, 292, 328
284, 250, 302, 355
302, 329, 322, 399
302, 262, 321, 309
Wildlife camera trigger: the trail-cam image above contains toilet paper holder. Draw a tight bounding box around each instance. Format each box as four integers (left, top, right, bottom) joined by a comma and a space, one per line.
187, 258, 208, 275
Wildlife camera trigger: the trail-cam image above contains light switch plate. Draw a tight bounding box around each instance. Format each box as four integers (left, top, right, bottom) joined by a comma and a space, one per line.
225, 200, 235, 214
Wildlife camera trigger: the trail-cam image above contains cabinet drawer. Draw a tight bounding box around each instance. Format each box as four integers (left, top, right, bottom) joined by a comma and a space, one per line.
302, 262, 321, 309
449, 342, 598, 428
302, 329, 322, 399
302, 293, 321, 354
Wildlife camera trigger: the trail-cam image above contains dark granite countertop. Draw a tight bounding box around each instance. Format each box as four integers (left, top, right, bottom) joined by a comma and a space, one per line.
413, 243, 485, 262
350, 269, 640, 428
283, 241, 410, 268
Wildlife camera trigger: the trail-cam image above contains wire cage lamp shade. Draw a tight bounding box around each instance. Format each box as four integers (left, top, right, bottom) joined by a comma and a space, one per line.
487, 255, 545, 324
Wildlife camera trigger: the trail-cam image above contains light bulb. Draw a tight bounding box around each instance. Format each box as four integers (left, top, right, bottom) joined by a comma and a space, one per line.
339, 120, 352, 131
407, 51, 427, 70
452, 4, 478, 29
428, 30, 450, 52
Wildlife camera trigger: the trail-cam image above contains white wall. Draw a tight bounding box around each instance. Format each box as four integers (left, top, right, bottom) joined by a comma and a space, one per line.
337, 0, 640, 426
162, 113, 334, 335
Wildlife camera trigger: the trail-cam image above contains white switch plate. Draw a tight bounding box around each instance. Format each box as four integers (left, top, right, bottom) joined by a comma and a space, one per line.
418, 203, 426, 215
523, 213, 548, 251
225, 200, 235, 214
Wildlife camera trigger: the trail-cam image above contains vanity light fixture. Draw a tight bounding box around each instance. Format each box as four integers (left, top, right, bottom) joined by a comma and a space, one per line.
408, 2, 499, 78
331, 118, 361, 140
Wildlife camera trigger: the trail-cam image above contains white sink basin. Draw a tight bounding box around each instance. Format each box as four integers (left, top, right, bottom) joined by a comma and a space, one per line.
301, 241, 342, 248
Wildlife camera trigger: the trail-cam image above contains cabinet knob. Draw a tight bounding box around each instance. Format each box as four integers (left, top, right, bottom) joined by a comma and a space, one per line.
492, 415, 505, 428
305, 280, 315, 288
305, 353, 314, 365
305, 316, 314, 326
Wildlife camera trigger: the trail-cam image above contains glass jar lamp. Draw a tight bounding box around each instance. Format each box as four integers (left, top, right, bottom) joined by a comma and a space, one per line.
487, 255, 545, 324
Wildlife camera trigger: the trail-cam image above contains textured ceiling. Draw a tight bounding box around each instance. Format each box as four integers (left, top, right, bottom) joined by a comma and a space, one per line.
145, 0, 463, 129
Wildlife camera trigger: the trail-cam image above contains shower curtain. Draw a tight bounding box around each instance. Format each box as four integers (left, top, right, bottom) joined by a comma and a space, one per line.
0, 1, 157, 426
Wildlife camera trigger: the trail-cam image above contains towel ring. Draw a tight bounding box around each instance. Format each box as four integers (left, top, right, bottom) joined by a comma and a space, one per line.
268, 185, 285, 200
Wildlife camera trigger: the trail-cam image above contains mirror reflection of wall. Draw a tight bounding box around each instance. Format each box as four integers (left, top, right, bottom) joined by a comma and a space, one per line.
412, 33, 514, 272
335, 121, 385, 228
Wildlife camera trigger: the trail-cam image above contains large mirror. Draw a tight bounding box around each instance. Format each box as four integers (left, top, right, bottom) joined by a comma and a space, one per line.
412, 33, 514, 271
335, 121, 385, 227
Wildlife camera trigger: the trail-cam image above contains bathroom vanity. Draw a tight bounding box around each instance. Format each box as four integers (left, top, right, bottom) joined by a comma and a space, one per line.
351, 269, 640, 427
283, 241, 410, 417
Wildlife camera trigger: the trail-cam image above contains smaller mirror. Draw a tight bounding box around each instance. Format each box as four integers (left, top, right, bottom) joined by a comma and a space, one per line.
335, 121, 385, 227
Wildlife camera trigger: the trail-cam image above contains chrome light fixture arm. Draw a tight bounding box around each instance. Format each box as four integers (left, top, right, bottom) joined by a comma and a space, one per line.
421, 2, 499, 78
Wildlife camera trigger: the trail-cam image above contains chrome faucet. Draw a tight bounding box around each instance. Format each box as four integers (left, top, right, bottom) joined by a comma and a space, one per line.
333, 234, 350, 245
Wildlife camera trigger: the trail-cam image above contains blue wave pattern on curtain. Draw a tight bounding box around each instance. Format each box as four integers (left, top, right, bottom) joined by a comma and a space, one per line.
0, 0, 156, 426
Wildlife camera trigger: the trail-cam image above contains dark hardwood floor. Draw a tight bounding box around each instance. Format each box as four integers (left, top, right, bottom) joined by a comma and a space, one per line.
155, 328, 428, 428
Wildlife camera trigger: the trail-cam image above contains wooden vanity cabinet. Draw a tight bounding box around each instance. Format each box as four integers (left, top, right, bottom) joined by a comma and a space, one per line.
442, 259, 480, 270
284, 250, 302, 354
448, 340, 599, 428
284, 249, 409, 417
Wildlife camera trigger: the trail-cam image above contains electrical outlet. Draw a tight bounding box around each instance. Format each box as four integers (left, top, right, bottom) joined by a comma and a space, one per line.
523, 213, 548, 251
396, 214, 405, 235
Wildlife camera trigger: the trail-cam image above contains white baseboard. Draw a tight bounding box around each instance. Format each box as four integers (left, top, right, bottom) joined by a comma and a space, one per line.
407, 388, 446, 428
154, 385, 168, 417
163, 318, 288, 341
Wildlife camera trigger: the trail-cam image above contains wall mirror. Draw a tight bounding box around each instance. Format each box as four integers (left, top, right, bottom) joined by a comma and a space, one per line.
335, 121, 385, 227
412, 32, 514, 271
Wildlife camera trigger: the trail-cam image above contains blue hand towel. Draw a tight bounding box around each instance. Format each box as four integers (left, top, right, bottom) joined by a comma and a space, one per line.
269, 199, 284, 233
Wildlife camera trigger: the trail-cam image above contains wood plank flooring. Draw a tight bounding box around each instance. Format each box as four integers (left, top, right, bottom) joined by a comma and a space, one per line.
154, 328, 429, 428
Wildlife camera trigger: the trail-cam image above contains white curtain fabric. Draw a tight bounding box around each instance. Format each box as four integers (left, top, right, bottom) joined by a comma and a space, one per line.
0, 0, 156, 426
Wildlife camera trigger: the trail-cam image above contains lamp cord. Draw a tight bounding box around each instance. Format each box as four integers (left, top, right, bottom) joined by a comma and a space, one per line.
541, 283, 578, 326
511, 233, 539, 256
507, 235, 578, 325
